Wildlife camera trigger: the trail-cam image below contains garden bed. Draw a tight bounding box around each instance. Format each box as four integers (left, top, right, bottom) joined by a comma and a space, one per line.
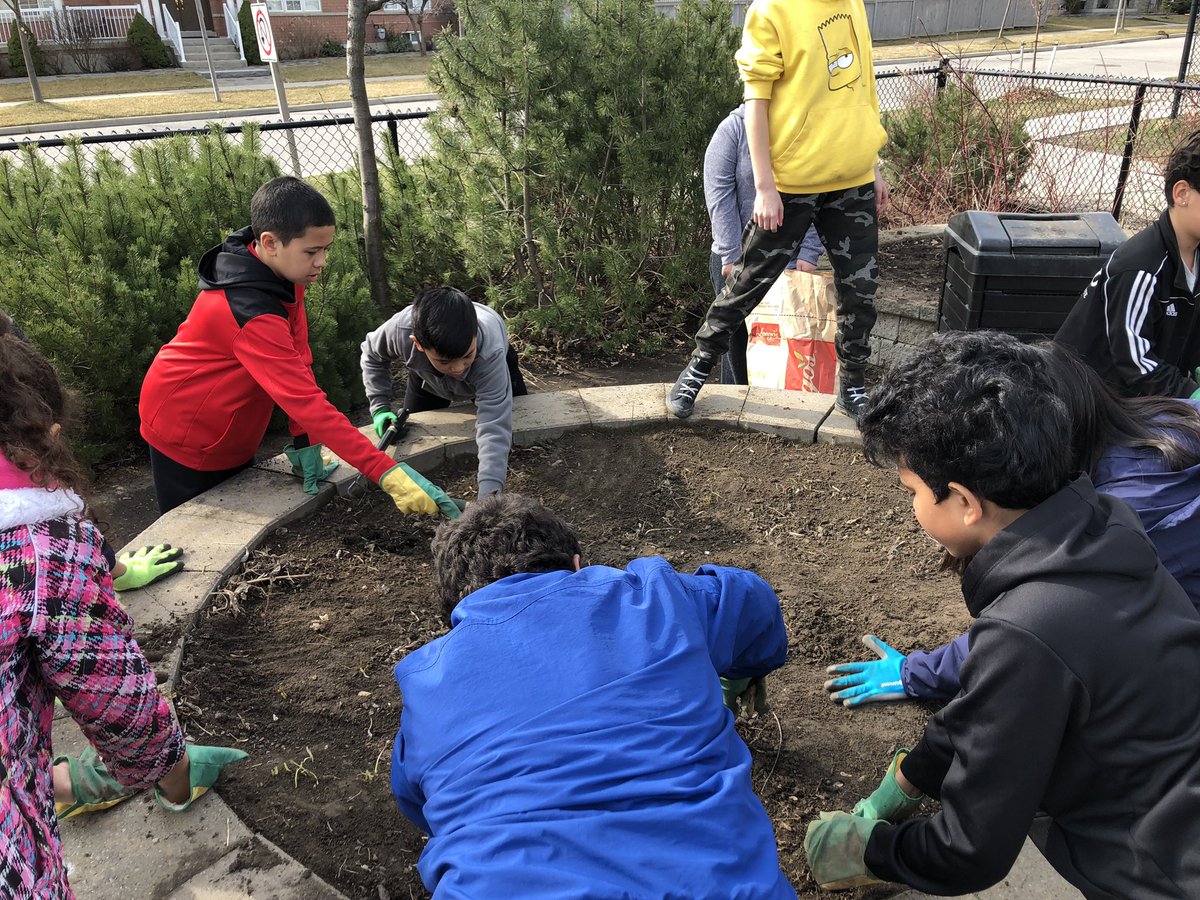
178, 426, 969, 898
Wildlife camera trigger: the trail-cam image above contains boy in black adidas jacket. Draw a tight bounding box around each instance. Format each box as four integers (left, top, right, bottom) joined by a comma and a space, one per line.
803, 331, 1200, 898
1057, 130, 1200, 399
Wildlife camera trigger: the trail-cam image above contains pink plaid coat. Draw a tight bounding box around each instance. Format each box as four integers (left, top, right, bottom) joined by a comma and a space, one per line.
0, 463, 185, 899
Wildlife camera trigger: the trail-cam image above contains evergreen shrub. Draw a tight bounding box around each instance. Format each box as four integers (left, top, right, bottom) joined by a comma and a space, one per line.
7, 24, 46, 77
127, 13, 173, 68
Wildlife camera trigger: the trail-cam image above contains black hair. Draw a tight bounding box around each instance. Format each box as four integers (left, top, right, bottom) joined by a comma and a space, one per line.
1163, 128, 1200, 205
1041, 341, 1200, 475
859, 330, 1073, 510
250, 176, 336, 244
430, 493, 582, 624
412, 286, 478, 359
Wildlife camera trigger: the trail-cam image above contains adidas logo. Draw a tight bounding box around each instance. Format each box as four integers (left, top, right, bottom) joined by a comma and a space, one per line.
1166, 303, 1178, 317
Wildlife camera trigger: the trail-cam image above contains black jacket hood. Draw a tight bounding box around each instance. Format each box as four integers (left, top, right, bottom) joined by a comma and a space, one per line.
197, 226, 295, 303
962, 474, 1158, 618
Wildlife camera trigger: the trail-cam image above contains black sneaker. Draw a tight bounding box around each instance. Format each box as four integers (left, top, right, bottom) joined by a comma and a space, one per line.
667, 356, 713, 418
835, 377, 869, 423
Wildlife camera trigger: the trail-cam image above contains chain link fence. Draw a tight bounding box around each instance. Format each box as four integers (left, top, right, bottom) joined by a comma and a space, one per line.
4, 65, 1200, 230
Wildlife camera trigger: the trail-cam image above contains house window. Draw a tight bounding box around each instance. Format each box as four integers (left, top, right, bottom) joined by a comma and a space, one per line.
17, 0, 55, 10
265, 0, 322, 12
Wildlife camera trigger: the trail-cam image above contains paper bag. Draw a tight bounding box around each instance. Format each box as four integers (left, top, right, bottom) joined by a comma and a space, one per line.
746, 269, 839, 393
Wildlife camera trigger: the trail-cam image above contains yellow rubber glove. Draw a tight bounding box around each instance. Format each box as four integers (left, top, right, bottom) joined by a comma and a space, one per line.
379, 463, 463, 518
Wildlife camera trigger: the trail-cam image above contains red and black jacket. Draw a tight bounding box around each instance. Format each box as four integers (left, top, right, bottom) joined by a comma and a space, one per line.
139, 227, 393, 482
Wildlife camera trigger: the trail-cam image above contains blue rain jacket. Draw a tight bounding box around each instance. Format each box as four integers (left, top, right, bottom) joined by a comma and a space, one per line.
391, 557, 795, 899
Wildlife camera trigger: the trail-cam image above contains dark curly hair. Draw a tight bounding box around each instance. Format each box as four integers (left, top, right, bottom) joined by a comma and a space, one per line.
430, 493, 581, 624
0, 315, 91, 503
1163, 127, 1200, 205
859, 330, 1073, 510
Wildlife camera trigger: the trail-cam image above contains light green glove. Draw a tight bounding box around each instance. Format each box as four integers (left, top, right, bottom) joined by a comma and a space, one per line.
54, 745, 136, 820
111, 543, 183, 592
1190, 367, 1200, 400
154, 745, 248, 812
720, 675, 770, 719
852, 749, 924, 822
804, 811, 887, 890
372, 409, 398, 439
284, 443, 340, 494
379, 463, 463, 519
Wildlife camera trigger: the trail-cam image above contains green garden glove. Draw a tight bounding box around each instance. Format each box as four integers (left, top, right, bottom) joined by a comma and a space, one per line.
54, 745, 136, 820
720, 675, 770, 719
284, 443, 340, 494
852, 749, 924, 822
379, 463, 463, 519
804, 811, 887, 890
372, 409, 398, 439
111, 544, 183, 592
154, 745, 248, 813
1191, 367, 1200, 400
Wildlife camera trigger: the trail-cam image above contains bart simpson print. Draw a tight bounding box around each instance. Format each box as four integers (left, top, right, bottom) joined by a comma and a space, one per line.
819, 12, 862, 91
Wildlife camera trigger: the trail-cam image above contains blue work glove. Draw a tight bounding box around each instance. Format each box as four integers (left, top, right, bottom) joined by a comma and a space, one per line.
824, 635, 910, 707
283, 443, 340, 494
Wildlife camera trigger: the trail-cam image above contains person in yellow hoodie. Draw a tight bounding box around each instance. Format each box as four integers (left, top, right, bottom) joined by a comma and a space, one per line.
668, 0, 888, 422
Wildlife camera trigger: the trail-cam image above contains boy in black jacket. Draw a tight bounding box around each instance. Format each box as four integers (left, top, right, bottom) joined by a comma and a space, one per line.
1056, 129, 1200, 399
804, 331, 1200, 898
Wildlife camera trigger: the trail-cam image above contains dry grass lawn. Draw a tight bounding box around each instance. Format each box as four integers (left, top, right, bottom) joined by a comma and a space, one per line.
0, 77, 431, 129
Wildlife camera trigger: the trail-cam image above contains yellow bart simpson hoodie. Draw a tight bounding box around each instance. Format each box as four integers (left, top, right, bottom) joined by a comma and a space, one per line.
737, 0, 887, 195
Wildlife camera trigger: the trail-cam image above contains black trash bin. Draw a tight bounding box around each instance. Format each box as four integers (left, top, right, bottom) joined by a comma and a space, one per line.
939, 211, 1128, 340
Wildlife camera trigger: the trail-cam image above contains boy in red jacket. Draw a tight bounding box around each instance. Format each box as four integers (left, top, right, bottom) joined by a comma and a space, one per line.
140, 176, 457, 518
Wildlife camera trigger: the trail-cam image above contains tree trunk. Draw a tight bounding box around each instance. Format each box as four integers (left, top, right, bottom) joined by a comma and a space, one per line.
1029, 0, 1043, 73
5, 0, 43, 103
347, 0, 392, 317
404, 2, 428, 55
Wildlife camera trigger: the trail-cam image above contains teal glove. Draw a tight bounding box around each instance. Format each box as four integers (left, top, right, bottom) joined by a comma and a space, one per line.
154, 745, 248, 812
372, 409, 398, 439
284, 443, 340, 494
111, 543, 183, 592
1191, 367, 1200, 400
720, 675, 770, 719
54, 745, 136, 820
824, 635, 909, 707
804, 811, 887, 890
852, 749, 923, 822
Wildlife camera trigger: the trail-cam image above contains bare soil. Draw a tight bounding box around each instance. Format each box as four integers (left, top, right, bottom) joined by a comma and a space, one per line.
178, 427, 969, 899
877, 232, 945, 312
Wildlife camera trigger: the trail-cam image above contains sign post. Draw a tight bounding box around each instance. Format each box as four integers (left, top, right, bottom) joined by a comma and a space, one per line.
251, 2, 302, 177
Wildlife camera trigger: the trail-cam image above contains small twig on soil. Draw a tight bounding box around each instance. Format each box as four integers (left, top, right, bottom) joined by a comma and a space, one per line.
755, 711, 785, 796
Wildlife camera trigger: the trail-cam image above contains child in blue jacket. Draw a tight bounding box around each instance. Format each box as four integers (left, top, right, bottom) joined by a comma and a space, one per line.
390, 493, 794, 898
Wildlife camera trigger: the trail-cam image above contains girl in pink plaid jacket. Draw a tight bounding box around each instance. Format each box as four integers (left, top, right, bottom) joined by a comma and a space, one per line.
0, 317, 242, 898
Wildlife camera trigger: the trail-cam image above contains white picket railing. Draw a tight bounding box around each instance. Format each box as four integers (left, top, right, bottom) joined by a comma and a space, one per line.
223, 0, 245, 61
0, 5, 141, 44
160, 5, 185, 63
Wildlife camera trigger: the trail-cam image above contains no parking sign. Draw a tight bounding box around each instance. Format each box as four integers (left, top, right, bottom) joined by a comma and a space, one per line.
250, 2, 278, 62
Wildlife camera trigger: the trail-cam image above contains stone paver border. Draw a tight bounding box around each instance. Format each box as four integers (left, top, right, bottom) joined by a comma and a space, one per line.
59, 384, 1077, 899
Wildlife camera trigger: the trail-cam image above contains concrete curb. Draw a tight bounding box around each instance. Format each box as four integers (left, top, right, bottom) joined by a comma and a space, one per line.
58, 383, 1076, 898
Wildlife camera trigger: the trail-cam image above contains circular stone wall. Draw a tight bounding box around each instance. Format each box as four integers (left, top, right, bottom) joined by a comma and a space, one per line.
178, 426, 969, 898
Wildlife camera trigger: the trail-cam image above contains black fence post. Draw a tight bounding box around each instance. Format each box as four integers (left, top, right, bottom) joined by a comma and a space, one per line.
387, 117, 400, 157
936, 57, 949, 95
1113, 83, 1147, 223
1172, 0, 1200, 119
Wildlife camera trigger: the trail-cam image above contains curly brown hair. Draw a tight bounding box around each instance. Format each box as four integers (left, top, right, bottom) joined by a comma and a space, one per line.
1163, 127, 1200, 205
0, 315, 91, 503
430, 493, 581, 624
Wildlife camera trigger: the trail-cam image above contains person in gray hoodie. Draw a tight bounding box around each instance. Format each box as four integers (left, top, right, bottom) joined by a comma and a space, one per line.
360, 287, 526, 498
704, 104, 825, 385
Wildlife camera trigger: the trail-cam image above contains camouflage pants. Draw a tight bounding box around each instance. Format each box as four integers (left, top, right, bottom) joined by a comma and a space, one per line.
694, 183, 879, 375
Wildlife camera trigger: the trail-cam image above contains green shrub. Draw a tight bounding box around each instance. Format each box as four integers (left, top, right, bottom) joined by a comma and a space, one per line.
0, 128, 368, 466
318, 38, 344, 57
882, 78, 1033, 224
1063, 0, 1085, 13
385, 29, 415, 53
127, 13, 173, 68
1168, 1, 1192, 14
7, 24, 46, 77
421, 0, 741, 350
238, 0, 262, 66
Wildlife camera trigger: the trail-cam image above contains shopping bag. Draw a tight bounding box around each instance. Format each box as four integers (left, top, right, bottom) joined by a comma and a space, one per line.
746, 269, 839, 393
